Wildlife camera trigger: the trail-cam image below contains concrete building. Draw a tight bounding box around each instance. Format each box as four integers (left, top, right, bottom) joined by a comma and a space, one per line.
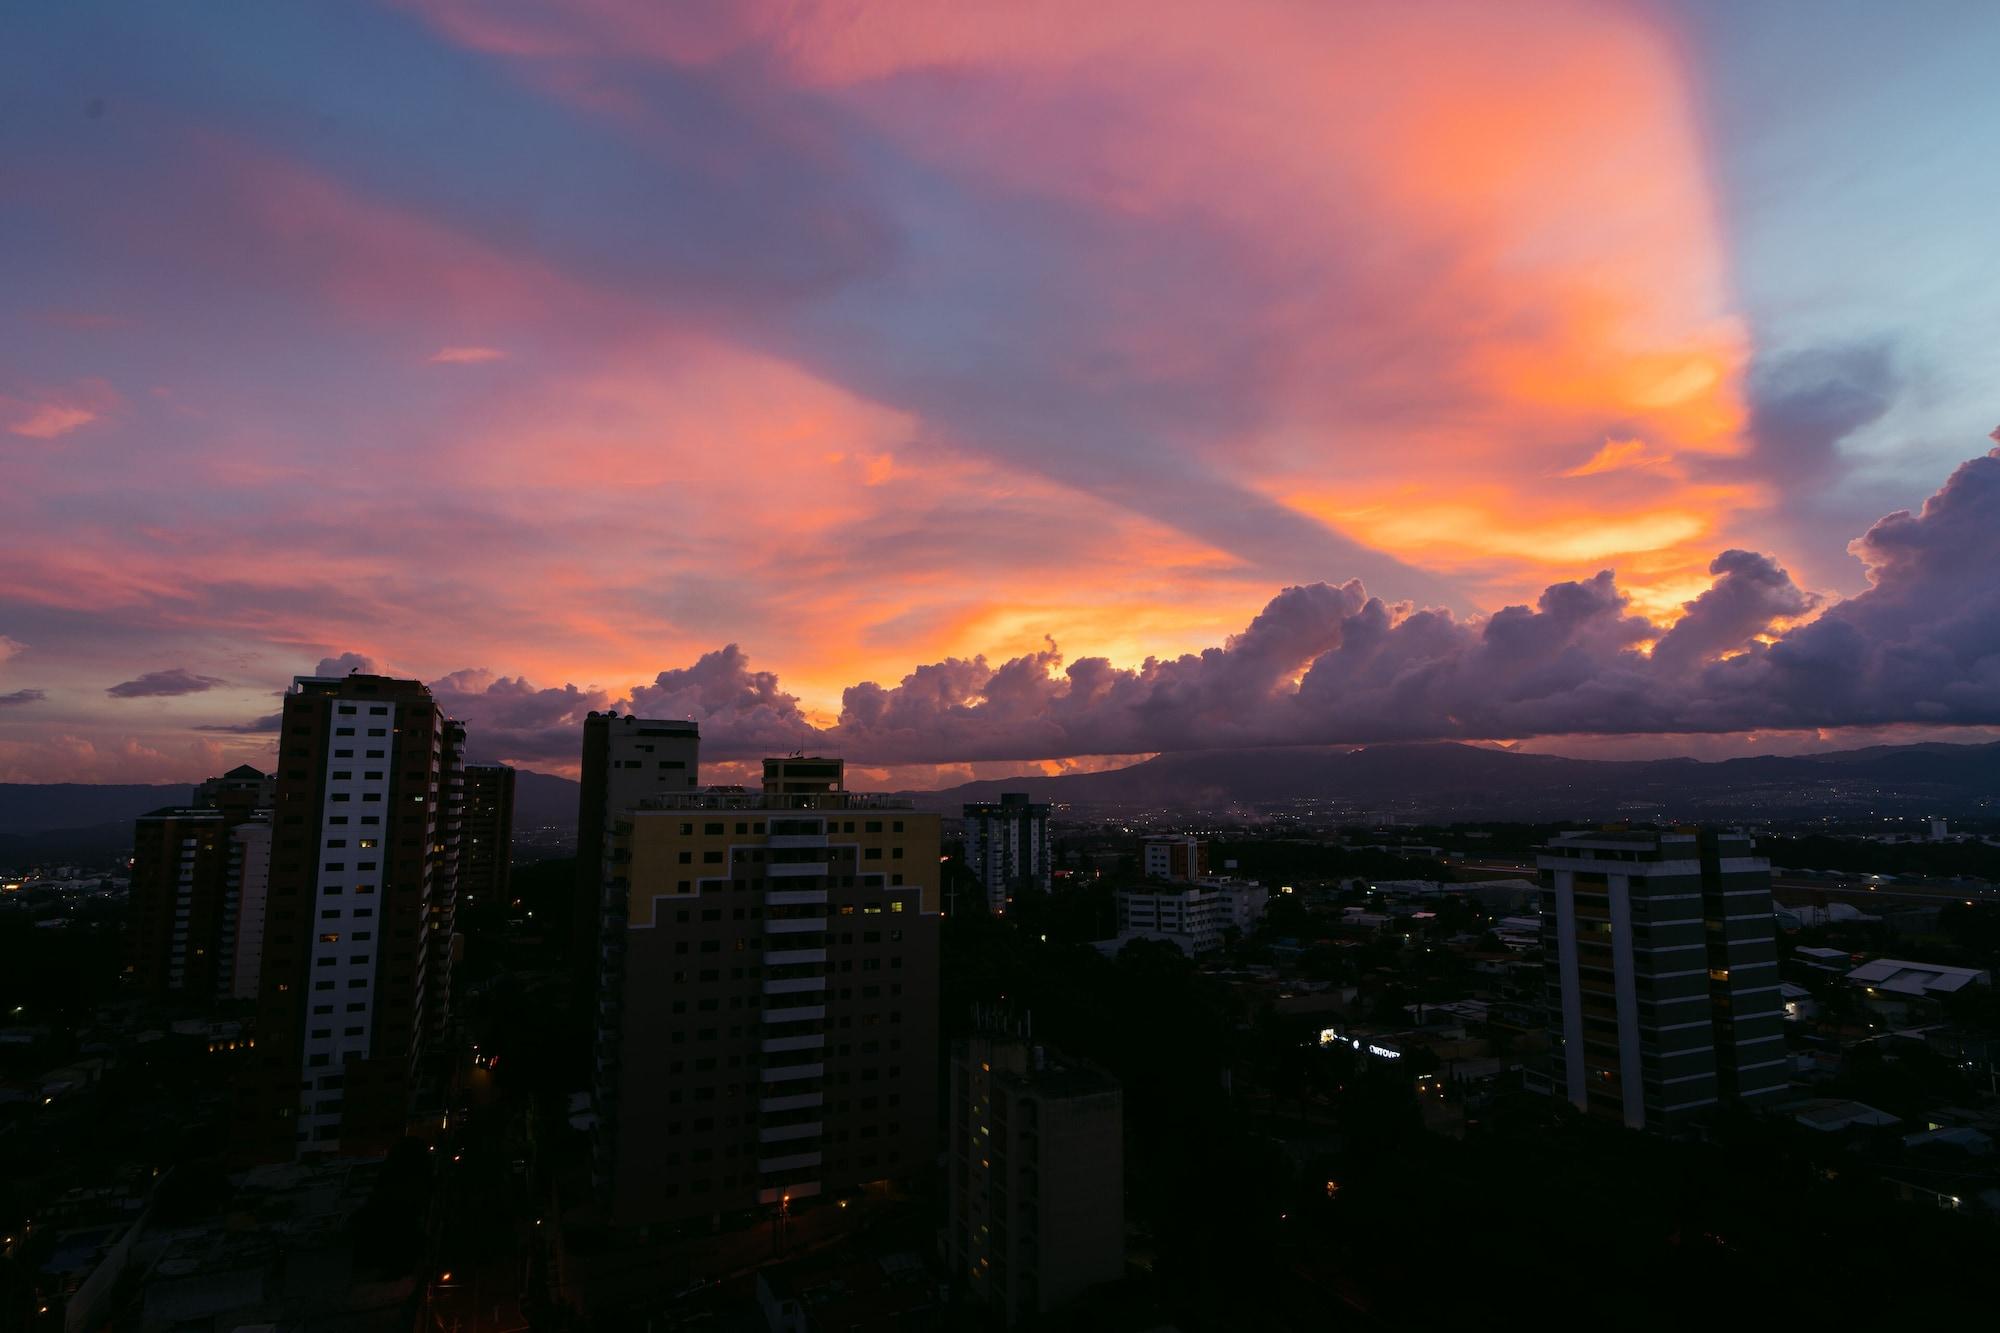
233, 674, 466, 1161
461, 763, 514, 908
1142, 837, 1207, 883
1537, 829, 1787, 1130
948, 1037, 1123, 1324
128, 765, 273, 1002
575, 713, 700, 986
962, 793, 1052, 913
228, 817, 272, 1001
1116, 882, 1223, 954
591, 755, 942, 1227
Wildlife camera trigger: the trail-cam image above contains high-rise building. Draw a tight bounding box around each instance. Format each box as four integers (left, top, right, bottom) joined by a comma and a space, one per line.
575, 713, 700, 984
461, 764, 515, 908
129, 765, 273, 1002
962, 793, 1051, 914
228, 817, 272, 1001
1142, 837, 1207, 883
233, 673, 465, 1161
1537, 829, 1787, 1130
948, 1037, 1123, 1324
591, 755, 941, 1227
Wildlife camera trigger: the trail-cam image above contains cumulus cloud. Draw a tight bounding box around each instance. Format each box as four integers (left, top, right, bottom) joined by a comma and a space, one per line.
586, 444, 2000, 765
626, 646, 820, 757
0, 689, 46, 708
106, 667, 228, 698
429, 669, 613, 764
307, 445, 2000, 774
314, 652, 381, 676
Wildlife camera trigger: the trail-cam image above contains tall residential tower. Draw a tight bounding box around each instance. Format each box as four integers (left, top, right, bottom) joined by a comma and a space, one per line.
962, 793, 1051, 914
1537, 829, 1786, 1129
591, 756, 942, 1226
233, 674, 465, 1160
575, 713, 700, 985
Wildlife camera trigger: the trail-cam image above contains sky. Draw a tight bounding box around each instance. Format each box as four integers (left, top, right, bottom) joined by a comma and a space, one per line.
3, 0, 1999, 786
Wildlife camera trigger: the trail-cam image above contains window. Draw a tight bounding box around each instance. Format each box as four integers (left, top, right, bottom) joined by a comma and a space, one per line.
704, 822, 724, 835
331, 772, 352, 781
337, 705, 356, 715
358, 839, 377, 849
319, 933, 340, 943
326, 839, 348, 848
335, 726, 354, 736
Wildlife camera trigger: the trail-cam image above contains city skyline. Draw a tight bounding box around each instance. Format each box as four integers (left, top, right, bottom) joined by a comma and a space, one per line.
6, 1, 2000, 786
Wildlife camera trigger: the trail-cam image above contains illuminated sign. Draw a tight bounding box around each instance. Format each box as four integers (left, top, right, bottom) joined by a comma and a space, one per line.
1366, 1044, 1401, 1060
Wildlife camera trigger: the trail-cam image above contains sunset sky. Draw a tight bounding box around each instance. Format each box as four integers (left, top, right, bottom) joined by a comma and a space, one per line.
4, 1, 1999, 785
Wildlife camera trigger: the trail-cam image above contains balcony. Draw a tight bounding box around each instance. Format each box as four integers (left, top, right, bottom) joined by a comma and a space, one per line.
762, 1062, 824, 1083
766, 948, 827, 966
768, 835, 829, 850
763, 976, 828, 996
766, 888, 828, 906
757, 1182, 821, 1206
768, 863, 827, 879
761, 1034, 826, 1055
763, 1004, 825, 1024
758, 1121, 823, 1144
766, 917, 828, 935
758, 1150, 823, 1174
760, 1091, 824, 1114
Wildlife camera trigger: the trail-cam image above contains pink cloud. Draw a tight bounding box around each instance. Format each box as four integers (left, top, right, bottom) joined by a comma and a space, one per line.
429, 345, 507, 364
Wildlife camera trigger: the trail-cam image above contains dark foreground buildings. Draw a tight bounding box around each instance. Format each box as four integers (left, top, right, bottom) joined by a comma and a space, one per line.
948, 1037, 1124, 1325
462, 761, 515, 906
128, 765, 274, 1002
1538, 828, 1786, 1129
591, 754, 942, 1226
232, 673, 465, 1161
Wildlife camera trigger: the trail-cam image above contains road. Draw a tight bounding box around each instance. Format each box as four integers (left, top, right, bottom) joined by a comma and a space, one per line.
427, 1057, 531, 1333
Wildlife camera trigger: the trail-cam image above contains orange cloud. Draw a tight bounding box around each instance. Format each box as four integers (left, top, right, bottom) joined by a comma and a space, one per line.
429, 345, 507, 363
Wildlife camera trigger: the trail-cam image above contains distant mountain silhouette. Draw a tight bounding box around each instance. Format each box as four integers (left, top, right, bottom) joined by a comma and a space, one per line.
3, 740, 1995, 858
905, 740, 2000, 820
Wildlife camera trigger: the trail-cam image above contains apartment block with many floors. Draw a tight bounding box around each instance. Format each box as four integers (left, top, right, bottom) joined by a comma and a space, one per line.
1537, 828, 1787, 1130
591, 756, 941, 1227
961, 793, 1052, 914
462, 762, 515, 908
128, 764, 273, 1002
232, 673, 465, 1161
949, 1037, 1123, 1324
575, 713, 700, 989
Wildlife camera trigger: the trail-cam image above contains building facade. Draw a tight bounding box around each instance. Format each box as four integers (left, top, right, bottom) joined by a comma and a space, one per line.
233, 674, 465, 1161
1142, 837, 1208, 883
1116, 883, 1223, 954
575, 714, 700, 986
948, 1037, 1123, 1324
592, 756, 942, 1227
962, 793, 1052, 913
129, 765, 274, 1002
461, 763, 515, 908
1537, 829, 1787, 1130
